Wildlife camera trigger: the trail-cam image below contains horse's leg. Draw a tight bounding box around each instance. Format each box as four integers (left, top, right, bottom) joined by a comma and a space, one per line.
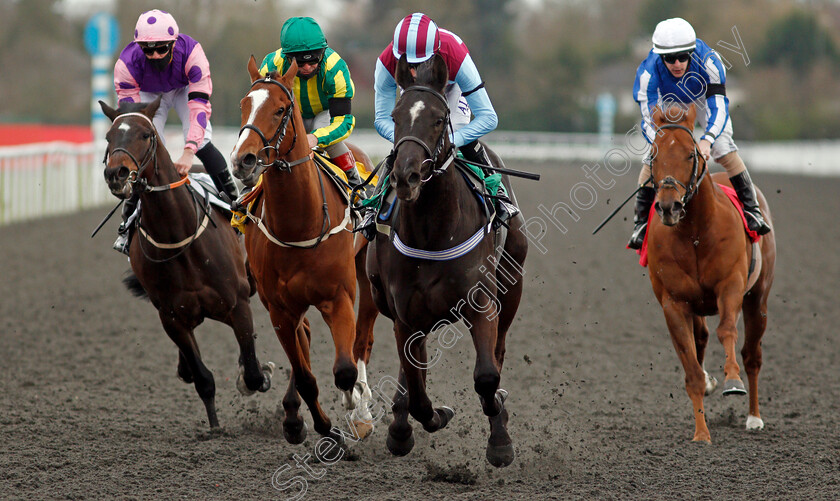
160, 315, 218, 429
318, 292, 359, 394
716, 282, 747, 396
270, 309, 335, 442
231, 300, 274, 396
345, 240, 376, 438
693, 315, 718, 395
280, 319, 311, 444
386, 322, 454, 456
661, 296, 709, 442
741, 289, 768, 430
176, 351, 193, 383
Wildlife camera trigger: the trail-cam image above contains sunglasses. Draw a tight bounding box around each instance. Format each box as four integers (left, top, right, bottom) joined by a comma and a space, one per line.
140, 43, 172, 56
662, 51, 692, 64
293, 56, 320, 66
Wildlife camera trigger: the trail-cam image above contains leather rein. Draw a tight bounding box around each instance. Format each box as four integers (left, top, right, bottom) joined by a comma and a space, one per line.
651, 123, 709, 208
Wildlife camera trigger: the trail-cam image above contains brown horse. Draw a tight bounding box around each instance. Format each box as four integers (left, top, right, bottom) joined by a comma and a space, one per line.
99, 98, 273, 429
645, 104, 776, 442
366, 54, 528, 467
230, 56, 378, 444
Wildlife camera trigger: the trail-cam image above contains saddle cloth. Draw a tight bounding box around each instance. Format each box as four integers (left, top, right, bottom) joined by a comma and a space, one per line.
635, 183, 761, 268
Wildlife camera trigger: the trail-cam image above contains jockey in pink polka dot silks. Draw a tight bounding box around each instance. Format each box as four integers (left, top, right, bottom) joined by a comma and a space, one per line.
110, 9, 238, 254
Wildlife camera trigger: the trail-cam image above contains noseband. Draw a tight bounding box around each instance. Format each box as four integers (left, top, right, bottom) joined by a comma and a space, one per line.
392, 86, 455, 180
652, 124, 708, 207
238, 76, 310, 172
103, 112, 164, 192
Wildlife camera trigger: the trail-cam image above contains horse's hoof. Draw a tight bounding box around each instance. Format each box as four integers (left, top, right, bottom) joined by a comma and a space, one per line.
704, 372, 718, 395
691, 434, 712, 444
486, 442, 515, 468
353, 420, 375, 440
437, 406, 455, 429
236, 369, 256, 397
746, 415, 765, 430
283, 421, 308, 445
259, 362, 275, 393
722, 379, 747, 396
386, 430, 415, 456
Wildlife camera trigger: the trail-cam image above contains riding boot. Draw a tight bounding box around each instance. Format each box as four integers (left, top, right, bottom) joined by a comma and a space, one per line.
460, 140, 519, 224
729, 171, 771, 235
196, 142, 239, 203
358, 156, 394, 242
113, 195, 139, 255
332, 151, 367, 196
627, 186, 656, 250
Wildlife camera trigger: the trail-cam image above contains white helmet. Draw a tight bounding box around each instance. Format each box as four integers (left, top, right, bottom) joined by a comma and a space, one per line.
652, 18, 696, 54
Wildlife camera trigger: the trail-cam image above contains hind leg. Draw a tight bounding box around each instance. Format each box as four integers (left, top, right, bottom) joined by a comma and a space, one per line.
742, 291, 768, 430
160, 315, 218, 428
693, 316, 718, 395
346, 241, 377, 438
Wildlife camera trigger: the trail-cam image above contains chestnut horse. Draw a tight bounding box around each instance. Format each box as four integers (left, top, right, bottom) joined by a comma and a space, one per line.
99, 99, 273, 429
366, 54, 528, 467
230, 56, 378, 444
646, 104, 776, 442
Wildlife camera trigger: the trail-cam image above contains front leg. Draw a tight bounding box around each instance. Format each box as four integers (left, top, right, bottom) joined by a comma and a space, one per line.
716, 280, 747, 395
661, 295, 710, 442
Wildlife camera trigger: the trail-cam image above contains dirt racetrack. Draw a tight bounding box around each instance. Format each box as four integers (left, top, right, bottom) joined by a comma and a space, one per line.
2, 160, 838, 500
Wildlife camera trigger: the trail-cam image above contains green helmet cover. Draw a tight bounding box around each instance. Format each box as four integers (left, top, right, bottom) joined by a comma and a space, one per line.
280, 17, 328, 53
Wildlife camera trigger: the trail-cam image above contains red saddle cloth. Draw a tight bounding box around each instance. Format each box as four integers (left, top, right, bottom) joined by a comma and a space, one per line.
633, 184, 760, 267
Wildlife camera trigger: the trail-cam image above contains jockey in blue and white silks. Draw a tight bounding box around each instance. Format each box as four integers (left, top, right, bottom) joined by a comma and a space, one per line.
627, 17, 771, 251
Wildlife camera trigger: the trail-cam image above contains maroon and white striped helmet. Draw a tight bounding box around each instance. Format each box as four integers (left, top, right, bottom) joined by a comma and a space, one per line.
392, 13, 440, 64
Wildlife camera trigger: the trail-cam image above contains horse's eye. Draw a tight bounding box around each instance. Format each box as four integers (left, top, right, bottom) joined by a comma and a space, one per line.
435, 118, 444, 126
275, 107, 285, 116
143, 132, 151, 140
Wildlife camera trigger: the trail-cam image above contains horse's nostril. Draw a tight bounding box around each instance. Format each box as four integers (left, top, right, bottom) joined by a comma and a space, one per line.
408, 172, 420, 185
241, 153, 257, 170
117, 166, 130, 180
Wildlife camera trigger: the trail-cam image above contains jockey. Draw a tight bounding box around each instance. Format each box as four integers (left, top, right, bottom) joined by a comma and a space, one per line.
628, 17, 771, 249
258, 16, 363, 188
361, 12, 518, 237
111, 9, 238, 255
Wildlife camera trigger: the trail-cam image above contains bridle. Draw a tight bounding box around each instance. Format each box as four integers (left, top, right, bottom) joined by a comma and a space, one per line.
237, 76, 311, 173
103, 112, 190, 194
392, 85, 456, 180
651, 123, 708, 208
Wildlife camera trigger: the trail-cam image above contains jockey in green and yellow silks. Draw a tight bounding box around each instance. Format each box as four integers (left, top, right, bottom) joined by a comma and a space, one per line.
258, 17, 362, 187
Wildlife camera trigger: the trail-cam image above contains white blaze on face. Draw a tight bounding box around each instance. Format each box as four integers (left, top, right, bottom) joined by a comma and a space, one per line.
232, 88, 270, 156
409, 100, 425, 127
118, 122, 131, 133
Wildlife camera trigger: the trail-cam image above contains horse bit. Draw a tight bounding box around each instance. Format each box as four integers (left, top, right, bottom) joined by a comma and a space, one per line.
651, 123, 708, 208
237, 76, 310, 172
392, 85, 455, 181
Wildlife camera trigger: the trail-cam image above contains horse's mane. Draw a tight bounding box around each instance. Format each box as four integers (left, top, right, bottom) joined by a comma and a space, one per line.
115, 101, 151, 114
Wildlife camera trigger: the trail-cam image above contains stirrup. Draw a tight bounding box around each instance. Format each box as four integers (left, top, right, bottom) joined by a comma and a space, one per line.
357, 210, 377, 241
627, 222, 648, 250
113, 233, 130, 255
744, 211, 771, 235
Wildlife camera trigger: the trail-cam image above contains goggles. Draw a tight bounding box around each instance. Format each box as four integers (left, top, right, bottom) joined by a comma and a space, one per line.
662, 51, 693, 64
140, 42, 173, 56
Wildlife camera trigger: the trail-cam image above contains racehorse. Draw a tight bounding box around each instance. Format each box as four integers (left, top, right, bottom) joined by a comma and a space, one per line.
645, 103, 776, 442
99, 98, 274, 429
366, 54, 528, 467
229, 56, 378, 444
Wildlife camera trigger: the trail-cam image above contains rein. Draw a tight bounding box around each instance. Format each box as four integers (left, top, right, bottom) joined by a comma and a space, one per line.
392, 86, 456, 179
653, 124, 708, 208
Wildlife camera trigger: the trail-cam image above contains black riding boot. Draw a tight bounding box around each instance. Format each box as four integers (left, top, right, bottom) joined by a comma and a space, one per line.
460, 140, 519, 225
114, 195, 139, 255
196, 142, 239, 202
729, 171, 771, 235
627, 186, 656, 250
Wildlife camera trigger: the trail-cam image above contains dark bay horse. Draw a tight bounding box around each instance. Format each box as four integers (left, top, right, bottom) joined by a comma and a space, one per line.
99, 99, 273, 429
646, 104, 776, 442
230, 56, 379, 443
366, 54, 528, 467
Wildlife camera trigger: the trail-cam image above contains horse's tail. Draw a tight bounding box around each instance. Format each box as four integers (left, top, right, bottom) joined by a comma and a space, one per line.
122, 272, 149, 301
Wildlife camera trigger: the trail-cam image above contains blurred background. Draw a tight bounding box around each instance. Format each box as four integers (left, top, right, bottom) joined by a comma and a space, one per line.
3, 0, 840, 138
1, 0, 839, 225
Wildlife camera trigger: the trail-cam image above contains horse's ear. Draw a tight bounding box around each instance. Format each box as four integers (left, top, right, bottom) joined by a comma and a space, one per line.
427, 54, 448, 92
282, 58, 298, 85
651, 105, 664, 126
99, 100, 118, 122
395, 54, 415, 89
247, 55, 261, 83
143, 95, 162, 119
685, 103, 697, 126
